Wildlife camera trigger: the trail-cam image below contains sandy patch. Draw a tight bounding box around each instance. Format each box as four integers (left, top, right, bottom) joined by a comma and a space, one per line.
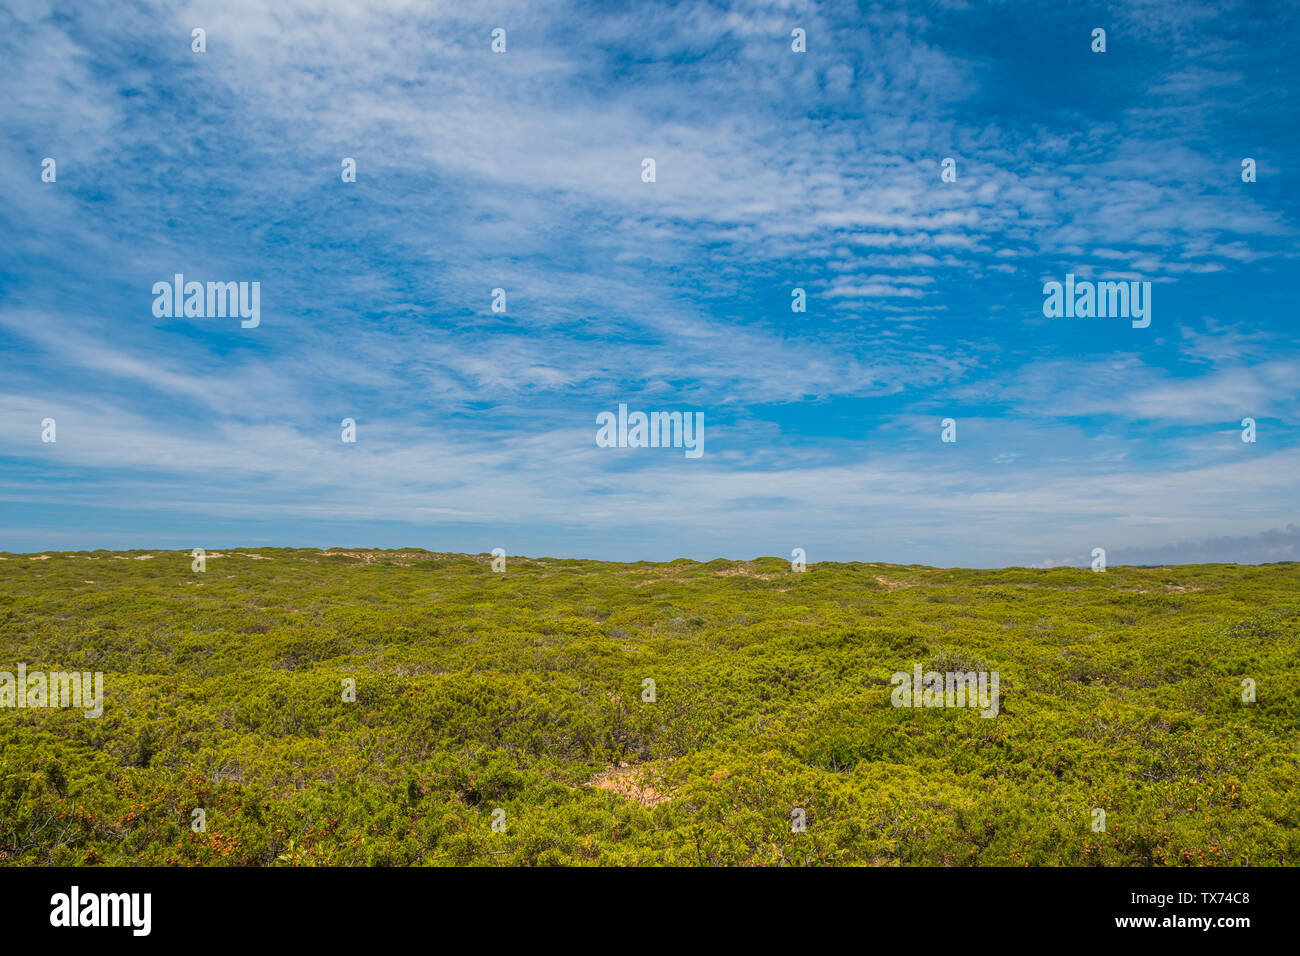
875, 576, 913, 589
585, 761, 675, 808
321, 550, 372, 562
318, 550, 420, 565
713, 568, 779, 580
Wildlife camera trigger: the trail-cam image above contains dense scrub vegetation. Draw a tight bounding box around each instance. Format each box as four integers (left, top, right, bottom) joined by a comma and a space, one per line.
1, 548, 1296, 866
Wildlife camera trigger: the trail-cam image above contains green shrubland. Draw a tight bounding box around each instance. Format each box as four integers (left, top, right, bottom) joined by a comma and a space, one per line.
1, 549, 1296, 866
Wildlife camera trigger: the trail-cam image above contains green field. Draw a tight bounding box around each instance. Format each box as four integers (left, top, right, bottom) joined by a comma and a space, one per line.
1, 549, 1297, 866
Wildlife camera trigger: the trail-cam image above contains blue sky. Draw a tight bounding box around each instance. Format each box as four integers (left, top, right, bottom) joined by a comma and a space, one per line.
1, 0, 1297, 566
